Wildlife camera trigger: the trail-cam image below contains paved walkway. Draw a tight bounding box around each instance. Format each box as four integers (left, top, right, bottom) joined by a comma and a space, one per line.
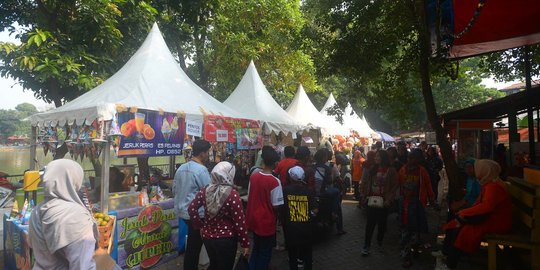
157, 196, 445, 270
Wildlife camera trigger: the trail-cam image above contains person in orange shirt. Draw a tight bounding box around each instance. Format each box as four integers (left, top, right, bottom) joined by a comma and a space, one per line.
398, 148, 434, 268
351, 149, 365, 200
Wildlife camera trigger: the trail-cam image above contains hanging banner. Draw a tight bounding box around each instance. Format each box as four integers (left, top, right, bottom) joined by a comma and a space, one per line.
236, 128, 262, 150
113, 200, 179, 269
185, 120, 203, 137
117, 108, 185, 157
204, 115, 260, 143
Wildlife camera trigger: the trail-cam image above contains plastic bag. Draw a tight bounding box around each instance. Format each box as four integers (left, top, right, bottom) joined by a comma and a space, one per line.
234, 255, 249, 270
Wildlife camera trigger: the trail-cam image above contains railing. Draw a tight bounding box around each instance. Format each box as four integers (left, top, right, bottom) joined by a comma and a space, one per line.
4, 163, 172, 184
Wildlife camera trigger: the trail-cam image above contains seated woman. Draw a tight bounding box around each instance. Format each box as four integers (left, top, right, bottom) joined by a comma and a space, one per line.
443, 159, 512, 269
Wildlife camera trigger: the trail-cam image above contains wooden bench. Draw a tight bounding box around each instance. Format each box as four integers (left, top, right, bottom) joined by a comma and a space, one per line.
485, 177, 540, 270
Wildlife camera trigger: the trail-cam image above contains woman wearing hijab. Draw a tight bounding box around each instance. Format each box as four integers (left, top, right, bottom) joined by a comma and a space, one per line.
188, 161, 250, 270
443, 159, 512, 269
29, 159, 100, 269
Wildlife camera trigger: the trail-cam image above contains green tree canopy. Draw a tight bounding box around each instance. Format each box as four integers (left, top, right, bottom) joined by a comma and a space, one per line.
0, 0, 157, 107
301, 0, 510, 132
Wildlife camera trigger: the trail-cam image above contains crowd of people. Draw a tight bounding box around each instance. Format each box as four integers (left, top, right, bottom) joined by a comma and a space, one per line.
24, 138, 515, 270
174, 138, 453, 270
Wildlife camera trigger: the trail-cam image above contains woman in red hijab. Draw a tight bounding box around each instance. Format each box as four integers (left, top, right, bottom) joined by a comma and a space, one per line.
443, 159, 512, 269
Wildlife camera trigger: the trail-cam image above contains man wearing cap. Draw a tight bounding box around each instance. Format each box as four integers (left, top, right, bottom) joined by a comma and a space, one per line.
281, 166, 318, 270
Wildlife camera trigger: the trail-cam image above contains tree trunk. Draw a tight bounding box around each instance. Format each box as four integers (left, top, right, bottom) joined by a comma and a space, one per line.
416, 0, 463, 198
193, 9, 210, 90
176, 44, 188, 71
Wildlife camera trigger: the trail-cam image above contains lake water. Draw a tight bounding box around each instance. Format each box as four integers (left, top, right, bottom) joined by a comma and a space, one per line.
0, 147, 182, 176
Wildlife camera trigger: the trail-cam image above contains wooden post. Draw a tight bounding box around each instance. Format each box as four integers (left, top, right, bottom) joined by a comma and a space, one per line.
524, 46, 536, 164
29, 126, 37, 170
487, 241, 497, 270
169, 156, 176, 177
508, 109, 518, 167
100, 140, 111, 214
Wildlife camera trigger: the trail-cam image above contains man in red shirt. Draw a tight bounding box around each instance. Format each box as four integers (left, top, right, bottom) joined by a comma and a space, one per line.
275, 146, 297, 186
246, 146, 283, 270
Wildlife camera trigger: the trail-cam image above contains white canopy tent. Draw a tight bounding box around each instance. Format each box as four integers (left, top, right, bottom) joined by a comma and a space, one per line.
224, 61, 305, 135
319, 93, 350, 135
286, 85, 339, 134
320, 92, 338, 116
29, 23, 242, 127
27, 23, 246, 213
343, 103, 367, 137
361, 115, 378, 137
343, 103, 376, 138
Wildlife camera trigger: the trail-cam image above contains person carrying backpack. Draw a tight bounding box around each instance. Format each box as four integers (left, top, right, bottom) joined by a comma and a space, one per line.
314, 149, 346, 235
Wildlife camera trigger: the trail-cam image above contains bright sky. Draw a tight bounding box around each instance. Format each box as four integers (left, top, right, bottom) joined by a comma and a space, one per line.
0, 29, 51, 111
0, 28, 522, 111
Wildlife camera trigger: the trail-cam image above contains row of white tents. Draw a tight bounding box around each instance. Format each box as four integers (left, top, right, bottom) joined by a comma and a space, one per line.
29, 23, 381, 140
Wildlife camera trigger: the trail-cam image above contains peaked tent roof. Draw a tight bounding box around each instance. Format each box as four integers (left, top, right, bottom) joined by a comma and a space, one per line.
360, 115, 377, 136
29, 23, 242, 126
286, 84, 324, 127
286, 85, 348, 136
224, 61, 304, 135
344, 103, 373, 138
320, 93, 338, 116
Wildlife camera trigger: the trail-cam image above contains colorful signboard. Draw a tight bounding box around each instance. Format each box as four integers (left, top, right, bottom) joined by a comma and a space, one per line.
114, 200, 179, 269
117, 109, 186, 157
204, 115, 260, 143
236, 128, 262, 150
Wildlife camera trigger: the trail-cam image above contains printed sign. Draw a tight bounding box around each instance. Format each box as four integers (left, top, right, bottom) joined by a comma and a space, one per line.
302, 137, 314, 144
216, 129, 229, 142
115, 201, 179, 269
116, 108, 185, 157
236, 128, 262, 150
204, 115, 261, 142
185, 120, 203, 137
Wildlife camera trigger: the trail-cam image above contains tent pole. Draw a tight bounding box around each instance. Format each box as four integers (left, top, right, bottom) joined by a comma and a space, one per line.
169, 156, 176, 177
29, 126, 37, 170
100, 140, 111, 213
524, 46, 536, 164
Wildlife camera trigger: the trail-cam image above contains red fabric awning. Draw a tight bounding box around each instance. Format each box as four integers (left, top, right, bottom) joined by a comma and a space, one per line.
449, 0, 540, 58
